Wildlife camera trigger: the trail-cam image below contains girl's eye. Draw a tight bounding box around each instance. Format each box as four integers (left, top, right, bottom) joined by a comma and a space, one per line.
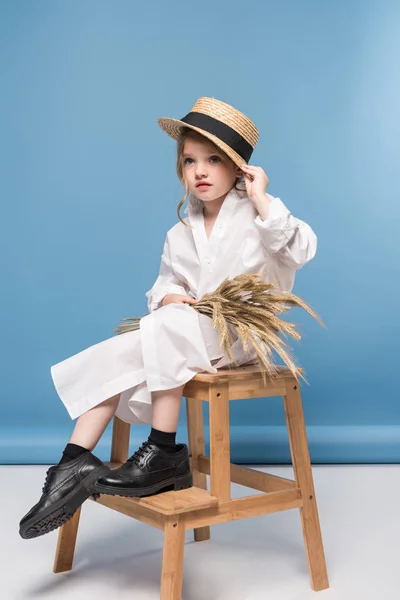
183, 156, 221, 165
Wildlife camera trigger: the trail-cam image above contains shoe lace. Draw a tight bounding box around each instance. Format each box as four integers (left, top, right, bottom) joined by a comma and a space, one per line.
127, 440, 152, 464
41, 466, 55, 495
39, 462, 102, 501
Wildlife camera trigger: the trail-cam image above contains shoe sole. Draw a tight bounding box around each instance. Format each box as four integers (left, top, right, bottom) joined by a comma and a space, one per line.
94, 472, 193, 498
19, 464, 110, 539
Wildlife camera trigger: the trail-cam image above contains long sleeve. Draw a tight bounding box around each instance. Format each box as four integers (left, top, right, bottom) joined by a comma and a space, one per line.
145, 235, 190, 312
254, 195, 317, 269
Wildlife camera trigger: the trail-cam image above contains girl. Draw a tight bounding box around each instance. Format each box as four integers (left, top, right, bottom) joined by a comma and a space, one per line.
19, 97, 317, 539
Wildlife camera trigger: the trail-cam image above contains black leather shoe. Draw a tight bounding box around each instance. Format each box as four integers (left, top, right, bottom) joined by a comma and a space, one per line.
19, 452, 110, 539
94, 441, 193, 498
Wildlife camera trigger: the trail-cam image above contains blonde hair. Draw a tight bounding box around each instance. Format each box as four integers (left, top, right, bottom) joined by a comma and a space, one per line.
175, 128, 241, 228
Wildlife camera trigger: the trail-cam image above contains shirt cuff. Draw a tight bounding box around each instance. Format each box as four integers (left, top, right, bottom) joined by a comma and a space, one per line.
254, 196, 298, 253
147, 283, 191, 312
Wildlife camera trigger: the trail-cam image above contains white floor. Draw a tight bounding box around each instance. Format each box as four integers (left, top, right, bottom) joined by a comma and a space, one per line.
2, 464, 398, 600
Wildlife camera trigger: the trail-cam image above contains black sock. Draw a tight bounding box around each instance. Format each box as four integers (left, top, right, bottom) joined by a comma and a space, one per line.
58, 442, 90, 464
148, 427, 176, 453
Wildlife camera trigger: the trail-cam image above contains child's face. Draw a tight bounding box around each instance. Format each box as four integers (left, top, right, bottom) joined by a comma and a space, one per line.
182, 136, 240, 203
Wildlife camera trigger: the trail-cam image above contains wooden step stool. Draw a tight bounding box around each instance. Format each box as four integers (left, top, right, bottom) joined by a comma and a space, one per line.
53, 365, 329, 598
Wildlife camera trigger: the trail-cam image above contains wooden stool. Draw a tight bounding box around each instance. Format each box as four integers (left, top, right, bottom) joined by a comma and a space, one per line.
53, 365, 329, 599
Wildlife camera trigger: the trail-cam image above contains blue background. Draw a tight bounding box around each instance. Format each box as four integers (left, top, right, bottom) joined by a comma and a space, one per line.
1, 0, 399, 464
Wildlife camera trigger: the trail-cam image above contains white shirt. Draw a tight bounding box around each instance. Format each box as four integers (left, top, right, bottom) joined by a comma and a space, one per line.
146, 185, 317, 312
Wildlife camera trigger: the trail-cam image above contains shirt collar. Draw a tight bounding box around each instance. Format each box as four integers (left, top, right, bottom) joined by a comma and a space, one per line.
183, 182, 247, 219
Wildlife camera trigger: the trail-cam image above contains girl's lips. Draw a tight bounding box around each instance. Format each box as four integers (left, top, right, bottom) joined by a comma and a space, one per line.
197, 184, 212, 189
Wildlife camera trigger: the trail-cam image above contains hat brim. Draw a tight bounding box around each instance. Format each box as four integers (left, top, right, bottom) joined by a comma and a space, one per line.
157, 117, 248, 169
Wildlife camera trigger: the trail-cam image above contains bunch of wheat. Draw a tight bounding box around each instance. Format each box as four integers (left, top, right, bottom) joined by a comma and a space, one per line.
114, 274, 325, 385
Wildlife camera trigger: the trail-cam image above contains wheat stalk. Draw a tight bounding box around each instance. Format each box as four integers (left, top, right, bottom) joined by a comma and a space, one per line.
113, 274, 326, 385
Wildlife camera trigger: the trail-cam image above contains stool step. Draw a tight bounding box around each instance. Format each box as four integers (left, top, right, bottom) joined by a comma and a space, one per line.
135, 486, 218, 515
97, 466, 218, 517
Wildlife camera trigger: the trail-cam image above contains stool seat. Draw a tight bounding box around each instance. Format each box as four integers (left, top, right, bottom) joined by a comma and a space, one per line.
187, 363, 294, 382
183, 364, 297, 400
53, 364, 329, 599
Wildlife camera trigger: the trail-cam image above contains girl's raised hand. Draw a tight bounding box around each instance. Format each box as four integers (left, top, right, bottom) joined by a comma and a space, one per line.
240, 164, 269, 205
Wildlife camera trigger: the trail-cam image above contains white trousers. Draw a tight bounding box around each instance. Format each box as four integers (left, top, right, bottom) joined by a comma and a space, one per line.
50, 303, 257, 424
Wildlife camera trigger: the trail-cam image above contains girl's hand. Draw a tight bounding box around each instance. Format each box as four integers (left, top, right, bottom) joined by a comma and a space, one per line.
240, 164, 269, 205
161, 294, 199, 307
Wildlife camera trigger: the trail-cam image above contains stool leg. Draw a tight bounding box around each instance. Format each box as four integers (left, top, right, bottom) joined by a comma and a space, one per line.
209, 382, 231, 502
111, 416, 130, 463
160, 516, 185, 600
53, 506, 81, 573
186, 397, 211, 541
283, 381, 329, 591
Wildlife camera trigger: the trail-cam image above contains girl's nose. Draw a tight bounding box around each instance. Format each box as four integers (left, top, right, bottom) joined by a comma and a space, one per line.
195, 163, 207, 178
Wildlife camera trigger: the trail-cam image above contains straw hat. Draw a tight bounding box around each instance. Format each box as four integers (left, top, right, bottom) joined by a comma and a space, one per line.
157, 97, 259, 168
